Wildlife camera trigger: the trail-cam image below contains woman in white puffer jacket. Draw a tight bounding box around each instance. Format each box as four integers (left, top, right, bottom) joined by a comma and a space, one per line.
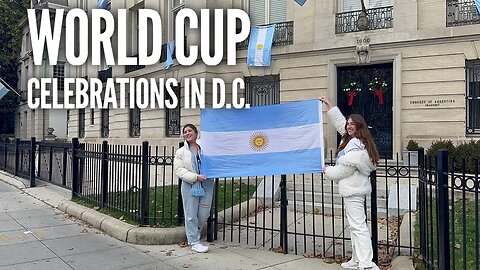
174, 124, 213, 253
320, 97, 380, 270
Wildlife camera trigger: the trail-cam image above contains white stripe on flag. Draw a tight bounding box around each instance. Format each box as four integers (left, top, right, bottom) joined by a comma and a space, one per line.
254, 28, 268, 66
202, 123, 321, 156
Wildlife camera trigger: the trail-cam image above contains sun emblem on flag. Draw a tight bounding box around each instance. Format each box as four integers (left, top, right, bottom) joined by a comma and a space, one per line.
256, 44, 264, 50
250, 132, 269, 151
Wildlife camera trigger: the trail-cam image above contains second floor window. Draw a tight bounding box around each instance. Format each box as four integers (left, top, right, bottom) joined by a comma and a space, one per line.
249, 0, 286, 26
339, 0, 391, 12
53, 62, 65, 91
166, 85, 181, 137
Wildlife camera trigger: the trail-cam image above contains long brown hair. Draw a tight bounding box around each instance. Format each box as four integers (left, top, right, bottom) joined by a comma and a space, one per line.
336, 114, 379, 165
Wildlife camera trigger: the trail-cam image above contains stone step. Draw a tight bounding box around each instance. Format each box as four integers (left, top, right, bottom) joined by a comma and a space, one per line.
286, 201, 402, 219
285, 182, 388, 198
286, 191, 387, 208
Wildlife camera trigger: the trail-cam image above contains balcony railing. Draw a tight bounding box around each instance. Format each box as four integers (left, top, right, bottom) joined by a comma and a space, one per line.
125, 55, 145, 73
335, 6, 393, 34
447, 0, 480, 26
237, 21, 294, 50
98, 67, 112, 83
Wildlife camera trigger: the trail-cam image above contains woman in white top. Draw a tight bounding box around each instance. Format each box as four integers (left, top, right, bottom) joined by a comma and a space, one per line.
173, 124, 213, 253
320, 97, 380, 270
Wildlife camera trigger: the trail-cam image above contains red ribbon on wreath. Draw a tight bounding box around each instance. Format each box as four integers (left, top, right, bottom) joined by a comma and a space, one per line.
375, 88, 384, 105
347, 91, 358, 106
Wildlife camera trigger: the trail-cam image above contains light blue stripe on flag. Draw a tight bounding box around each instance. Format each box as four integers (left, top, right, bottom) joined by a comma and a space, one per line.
247, 25, 275, 67
201, 99, 320, 132
476, 0, 480, 14
200, 99, 324, 178
164, 40, 175, 70
293, 0, 307, 6
96, 0, 109, 9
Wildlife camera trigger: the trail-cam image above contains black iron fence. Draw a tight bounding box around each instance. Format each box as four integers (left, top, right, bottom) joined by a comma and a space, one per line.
1, 137, 479, 268
418, 148, 480, 270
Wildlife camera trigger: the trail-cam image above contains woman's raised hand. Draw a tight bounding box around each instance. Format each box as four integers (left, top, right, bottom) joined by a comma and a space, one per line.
319, 96, 333, 109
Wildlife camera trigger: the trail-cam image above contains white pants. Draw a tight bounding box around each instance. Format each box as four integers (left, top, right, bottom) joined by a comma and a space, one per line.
181, 179, 214, 245
344, 195, 377, 268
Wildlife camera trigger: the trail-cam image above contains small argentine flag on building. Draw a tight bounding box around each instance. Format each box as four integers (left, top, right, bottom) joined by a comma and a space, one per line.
476, 0, 480, 14
200, 99, 324, 178
247, 25, 276, 67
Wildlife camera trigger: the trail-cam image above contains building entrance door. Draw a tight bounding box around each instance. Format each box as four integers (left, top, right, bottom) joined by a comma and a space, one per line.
337, 63, 393, 159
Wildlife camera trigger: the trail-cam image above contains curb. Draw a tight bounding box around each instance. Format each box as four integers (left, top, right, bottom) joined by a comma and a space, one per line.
58, 201, 186, 245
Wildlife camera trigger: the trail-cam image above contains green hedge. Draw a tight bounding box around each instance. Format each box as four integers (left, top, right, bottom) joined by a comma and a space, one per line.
426, 139, 480, 173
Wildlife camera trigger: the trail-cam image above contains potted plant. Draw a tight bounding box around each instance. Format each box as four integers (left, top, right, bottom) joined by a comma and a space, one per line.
403, 139, 419, 166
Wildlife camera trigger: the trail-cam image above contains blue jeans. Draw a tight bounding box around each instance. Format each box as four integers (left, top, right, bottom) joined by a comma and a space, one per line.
181, 179, 214, 245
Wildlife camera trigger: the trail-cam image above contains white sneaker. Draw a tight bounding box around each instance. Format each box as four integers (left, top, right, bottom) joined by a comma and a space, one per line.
191, 243, 209, 253
341, 259, 359, 269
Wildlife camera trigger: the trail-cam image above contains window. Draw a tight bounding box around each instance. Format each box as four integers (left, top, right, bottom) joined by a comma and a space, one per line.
249, 0, 286, 26
101, 108, 109, 138
78, 109, 85, 138
245, 75, 280, 106
166, 85, 181, 136
129, 107, 141, 137
130, 2, 144, 56
53, 62, 65, 91
339, 0, 391, 12
90, 109, 94, 125
171, 0, 185, 40
466, 60, 480, 134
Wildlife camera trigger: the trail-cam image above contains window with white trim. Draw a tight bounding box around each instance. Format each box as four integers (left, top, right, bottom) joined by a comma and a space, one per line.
53, 62, 65, 91
248, 0, 286, 26
466, 60, 480, 135
339, 0, 391, 12
171, 0, 185, 40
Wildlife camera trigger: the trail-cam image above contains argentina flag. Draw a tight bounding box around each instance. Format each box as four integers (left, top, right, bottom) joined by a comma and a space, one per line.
247, 25, 275, 67
200, 99, 324, 178
476, 0, 480, 14
96, 0, 109, 9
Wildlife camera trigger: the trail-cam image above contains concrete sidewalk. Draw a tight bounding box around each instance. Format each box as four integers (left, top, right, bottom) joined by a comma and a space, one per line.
0, 171, 414, 270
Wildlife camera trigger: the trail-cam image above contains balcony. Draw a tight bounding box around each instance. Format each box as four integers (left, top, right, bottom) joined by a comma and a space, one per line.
447, 0, 480, 27
125, 55, 145, 73
237, 21, 294, 50
98, 67, 112, 83
335, 6, 393, 34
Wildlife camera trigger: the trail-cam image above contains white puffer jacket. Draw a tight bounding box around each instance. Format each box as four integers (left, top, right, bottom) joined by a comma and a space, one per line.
324, 107, 376, 197
173, 143, 200, 184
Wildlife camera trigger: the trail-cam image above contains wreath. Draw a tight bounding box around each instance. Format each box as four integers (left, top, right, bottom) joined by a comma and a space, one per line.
368, 77, 388, 105
343, 81, 362, 106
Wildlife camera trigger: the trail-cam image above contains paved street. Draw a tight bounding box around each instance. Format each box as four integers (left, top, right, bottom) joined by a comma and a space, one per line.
0, 180, 343, 270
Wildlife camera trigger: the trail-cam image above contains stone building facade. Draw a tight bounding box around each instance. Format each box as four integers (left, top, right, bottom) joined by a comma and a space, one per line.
17, 0, 480, 158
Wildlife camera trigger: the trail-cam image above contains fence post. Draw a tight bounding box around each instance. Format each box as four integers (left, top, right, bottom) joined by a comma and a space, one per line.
177, 142, 184, 226
280, 174, 288, 254
14, 138, 20, 176
370, 170, 378, 264
62, 146, 67, 187
437, 149, 450, 270
30, 137, 36, 187
72, 138, 79, 198
140, 141, 150, 226
417, 147, 426, 257
101, 140, 108, 208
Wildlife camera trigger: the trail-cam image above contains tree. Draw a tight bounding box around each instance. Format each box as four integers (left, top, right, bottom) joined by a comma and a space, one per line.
0, 0, 28, 87
0, 0, 28, 135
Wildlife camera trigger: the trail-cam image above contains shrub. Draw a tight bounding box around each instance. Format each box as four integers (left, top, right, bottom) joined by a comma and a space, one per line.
405, 139, 419, 151
453, 140, 480, 173
426, 139, 455, 157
